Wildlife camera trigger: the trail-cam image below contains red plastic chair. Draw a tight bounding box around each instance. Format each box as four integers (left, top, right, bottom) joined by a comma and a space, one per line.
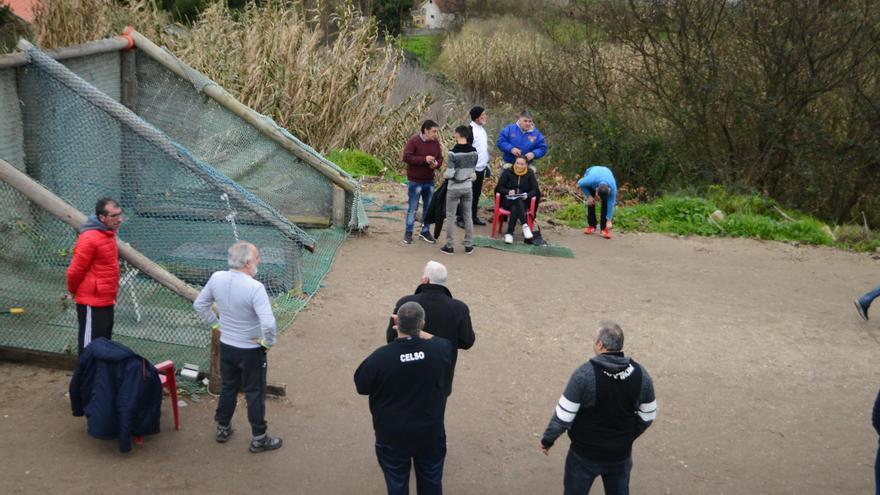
134, 360, 179, 446
155, 360, 180, 431
492, 192, 536, 238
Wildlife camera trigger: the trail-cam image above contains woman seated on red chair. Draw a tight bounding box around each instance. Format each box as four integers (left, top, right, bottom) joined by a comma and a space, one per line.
495, 156, 539, 244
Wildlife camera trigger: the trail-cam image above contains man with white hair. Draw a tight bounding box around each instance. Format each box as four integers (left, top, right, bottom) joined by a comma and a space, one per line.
193, 241, 282, 453
385, 261, 475, 396
540, 322, 656, 495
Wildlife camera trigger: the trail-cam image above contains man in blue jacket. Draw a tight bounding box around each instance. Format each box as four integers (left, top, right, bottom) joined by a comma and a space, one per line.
577, 166, 618, 239
496, 110, 548, 167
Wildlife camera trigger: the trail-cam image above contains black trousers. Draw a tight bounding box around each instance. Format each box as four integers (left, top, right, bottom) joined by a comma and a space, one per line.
76, 304, 114, 355
457, 169, 487, 221
215, 342, 268, 436
502, 198, 528, 234
375, 435, 446, 495
587, 203, 608, 230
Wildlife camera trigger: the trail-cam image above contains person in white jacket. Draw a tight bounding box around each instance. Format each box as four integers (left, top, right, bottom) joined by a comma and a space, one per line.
193, 241, 282, 453
458, 106, 491, 227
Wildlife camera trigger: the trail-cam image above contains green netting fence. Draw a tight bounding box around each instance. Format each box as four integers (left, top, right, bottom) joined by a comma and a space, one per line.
0, 39, 359, 371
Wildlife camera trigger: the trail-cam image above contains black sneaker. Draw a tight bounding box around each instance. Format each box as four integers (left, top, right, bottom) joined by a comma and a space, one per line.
465, 246, 474, 255
249, 434, 283, 453
402, 232, 413, 245
455, 219, 465, 229
473, 217, 487, 226
216, 424, 233, 443
854, 300, 869, 321
419, 231, 436, 244
440, 245, 454, 255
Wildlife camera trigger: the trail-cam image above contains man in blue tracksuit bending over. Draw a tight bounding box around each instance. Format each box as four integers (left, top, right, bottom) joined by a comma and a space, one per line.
577, 166, 618, 239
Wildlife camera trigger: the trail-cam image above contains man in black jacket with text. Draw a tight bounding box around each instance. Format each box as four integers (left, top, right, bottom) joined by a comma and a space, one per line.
540, 322, 657, 495
385, 261, 475, 396
356, 302, 453, 495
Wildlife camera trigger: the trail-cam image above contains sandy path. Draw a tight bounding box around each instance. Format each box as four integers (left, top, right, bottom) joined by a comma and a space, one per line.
1, 204, 878, 494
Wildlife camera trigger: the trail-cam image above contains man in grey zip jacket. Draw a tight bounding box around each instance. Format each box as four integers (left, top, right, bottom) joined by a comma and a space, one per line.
442, 125, 478, 255
540, 321, 656, 495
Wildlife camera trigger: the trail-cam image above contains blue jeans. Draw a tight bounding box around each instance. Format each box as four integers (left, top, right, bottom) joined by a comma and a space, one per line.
375, 438, 446, 495
563, 448, 632, 495
859, 284, 880, 313
406, 181, 434, 234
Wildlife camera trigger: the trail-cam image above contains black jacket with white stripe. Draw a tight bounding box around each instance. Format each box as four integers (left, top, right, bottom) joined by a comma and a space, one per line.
541, 352, 656, 462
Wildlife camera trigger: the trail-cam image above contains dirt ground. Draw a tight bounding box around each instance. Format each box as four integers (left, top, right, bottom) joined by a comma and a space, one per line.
2, 190, 879, 495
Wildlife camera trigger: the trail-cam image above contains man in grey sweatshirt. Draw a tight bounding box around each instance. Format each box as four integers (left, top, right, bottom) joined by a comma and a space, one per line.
442, 125, 478, 255
193, 241, 282, 453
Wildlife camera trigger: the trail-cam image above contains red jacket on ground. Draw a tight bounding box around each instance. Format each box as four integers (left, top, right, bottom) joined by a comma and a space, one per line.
403, 134, 443, 182
66, 216, 119, 307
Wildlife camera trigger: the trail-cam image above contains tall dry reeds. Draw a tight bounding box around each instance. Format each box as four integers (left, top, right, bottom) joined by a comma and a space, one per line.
31, 0, 430, 171
33, 0, 166, 48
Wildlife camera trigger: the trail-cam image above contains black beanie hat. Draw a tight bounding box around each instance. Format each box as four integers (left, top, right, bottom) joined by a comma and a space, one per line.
469, 106, 485, 121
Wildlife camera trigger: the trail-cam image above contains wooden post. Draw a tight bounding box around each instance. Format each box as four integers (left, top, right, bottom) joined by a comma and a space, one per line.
209, 326, 221, 395
332, 185, 347, 227
0, 37, 131, 70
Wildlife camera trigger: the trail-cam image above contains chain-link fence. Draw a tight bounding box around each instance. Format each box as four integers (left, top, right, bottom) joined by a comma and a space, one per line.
0, 38, 360, 370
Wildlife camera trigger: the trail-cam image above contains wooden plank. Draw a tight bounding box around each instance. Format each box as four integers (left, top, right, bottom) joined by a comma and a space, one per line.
0, 346, 77, 370
0, 37, 131, 69
120, 49, 138, 111
285, 214, 331, 228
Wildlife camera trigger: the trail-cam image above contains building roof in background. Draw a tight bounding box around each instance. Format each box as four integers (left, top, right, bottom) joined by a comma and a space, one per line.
6, 0, 37, 23
424, 0, 465, 13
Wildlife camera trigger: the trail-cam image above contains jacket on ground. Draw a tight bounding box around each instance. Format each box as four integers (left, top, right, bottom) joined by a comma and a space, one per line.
69, 338, 163, 452
496, 123, 547, 165
385, 283, 475, 396
66, 214, 119, 307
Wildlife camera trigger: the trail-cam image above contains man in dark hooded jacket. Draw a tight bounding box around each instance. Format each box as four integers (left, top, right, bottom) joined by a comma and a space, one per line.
540, 322, 657, 495
385, 261, 475, 396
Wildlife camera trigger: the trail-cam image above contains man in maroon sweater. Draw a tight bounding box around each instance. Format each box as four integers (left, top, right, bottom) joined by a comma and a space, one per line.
402, 120, 443, 244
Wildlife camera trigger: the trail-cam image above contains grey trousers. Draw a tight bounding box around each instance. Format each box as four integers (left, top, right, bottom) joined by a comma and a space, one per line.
446, 187, 473, 248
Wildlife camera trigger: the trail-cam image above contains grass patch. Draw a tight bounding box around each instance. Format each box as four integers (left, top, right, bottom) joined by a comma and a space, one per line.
327, 149, 384, 177
550, 188, 880, 250
399, 34, 442, 67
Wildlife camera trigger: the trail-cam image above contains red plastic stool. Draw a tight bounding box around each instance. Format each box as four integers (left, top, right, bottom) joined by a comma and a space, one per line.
155, 360, 180, 431
491, 192, 536, 238
134, 360, 180, 446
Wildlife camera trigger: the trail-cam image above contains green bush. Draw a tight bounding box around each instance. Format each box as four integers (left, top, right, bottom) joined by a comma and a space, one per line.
327, 149, 385, 177
557, 188, 839, 247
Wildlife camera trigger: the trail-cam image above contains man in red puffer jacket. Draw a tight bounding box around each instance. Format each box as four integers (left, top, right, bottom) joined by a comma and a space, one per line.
66, 198, 123, 354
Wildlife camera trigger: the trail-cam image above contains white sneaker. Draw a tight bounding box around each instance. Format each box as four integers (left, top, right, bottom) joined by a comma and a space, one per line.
504, 234, 513, 244
522, 224, 534, 239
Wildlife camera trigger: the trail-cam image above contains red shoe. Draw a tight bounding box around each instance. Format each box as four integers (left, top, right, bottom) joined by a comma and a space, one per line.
583, 226, 596, 235
601, 229, 611, 239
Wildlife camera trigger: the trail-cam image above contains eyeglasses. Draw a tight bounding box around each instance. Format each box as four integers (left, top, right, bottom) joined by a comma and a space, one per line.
102, 212, 124, 218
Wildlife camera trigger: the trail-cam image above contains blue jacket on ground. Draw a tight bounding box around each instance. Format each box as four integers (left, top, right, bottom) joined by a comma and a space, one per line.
577, 166, 618, 220
69, 338, 163, 452
496, 123, 547, 164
